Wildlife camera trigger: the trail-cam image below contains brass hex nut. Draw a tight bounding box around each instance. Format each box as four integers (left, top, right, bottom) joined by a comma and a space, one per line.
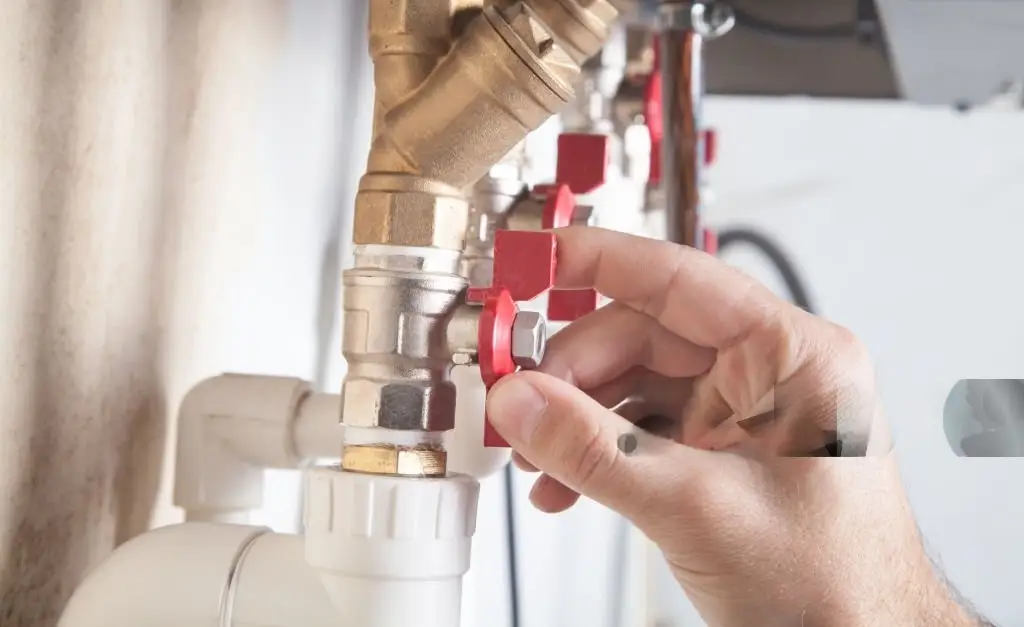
342, 444, 447, 477
353, 176, 469, 251
342, 378, 458, 432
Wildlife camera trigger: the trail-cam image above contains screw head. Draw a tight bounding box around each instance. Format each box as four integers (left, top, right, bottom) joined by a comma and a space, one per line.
511, 311, 547, 369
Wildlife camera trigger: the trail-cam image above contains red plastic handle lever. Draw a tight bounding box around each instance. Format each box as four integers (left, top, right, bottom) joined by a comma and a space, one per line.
543, 134, 609, 322
469, 230, 559, 447
645, 37, 663, 186
556, 133, 610, 195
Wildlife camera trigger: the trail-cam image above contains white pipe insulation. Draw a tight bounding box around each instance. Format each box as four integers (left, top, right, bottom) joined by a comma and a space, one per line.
57, 523, 337, 627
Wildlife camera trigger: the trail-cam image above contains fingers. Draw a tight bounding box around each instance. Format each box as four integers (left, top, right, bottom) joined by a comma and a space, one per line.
552, 227, 792, 350
541, 302, 715, 388
528, 473, 581, 513
685, 318, 882, 457
487, 370, 710, 522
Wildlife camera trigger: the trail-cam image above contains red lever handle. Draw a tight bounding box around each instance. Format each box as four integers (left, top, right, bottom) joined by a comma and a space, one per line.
645, 37, 663, 186
469, 230, 559, 447
544, 133, 608, 322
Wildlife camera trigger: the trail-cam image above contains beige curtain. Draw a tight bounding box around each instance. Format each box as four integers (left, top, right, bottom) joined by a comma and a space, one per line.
0, 1, 290, 623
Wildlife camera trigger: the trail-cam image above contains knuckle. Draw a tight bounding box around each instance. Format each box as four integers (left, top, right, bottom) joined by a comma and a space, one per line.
569, 423, 617, 492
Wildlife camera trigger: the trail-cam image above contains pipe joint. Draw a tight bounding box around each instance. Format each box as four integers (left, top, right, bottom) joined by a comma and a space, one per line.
353, 174, 469, 250
366, 4, 579, 190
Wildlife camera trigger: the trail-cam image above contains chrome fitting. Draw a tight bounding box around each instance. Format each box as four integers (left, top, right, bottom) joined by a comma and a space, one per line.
462, 175, 528, 288
341, 247, 467, 432
511, 311, 547, 368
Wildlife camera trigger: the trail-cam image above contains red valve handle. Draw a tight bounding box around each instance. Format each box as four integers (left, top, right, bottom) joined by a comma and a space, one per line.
540, 133, 609, 322
645, 37, 663, 186
469, 230, 559, 447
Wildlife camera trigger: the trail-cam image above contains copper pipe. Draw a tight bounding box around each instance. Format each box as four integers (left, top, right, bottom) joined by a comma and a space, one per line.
659, 15, 702, 248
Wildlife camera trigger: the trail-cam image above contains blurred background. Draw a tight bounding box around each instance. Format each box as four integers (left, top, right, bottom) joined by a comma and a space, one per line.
2, 0, 1023, 625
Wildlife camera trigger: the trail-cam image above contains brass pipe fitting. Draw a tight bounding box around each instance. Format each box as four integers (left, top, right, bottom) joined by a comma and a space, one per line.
353, 174, 469, 250
369, 0, 482, 135
366, 4, 579, 190
342, 444, 447, 477
520, 0, 620, 64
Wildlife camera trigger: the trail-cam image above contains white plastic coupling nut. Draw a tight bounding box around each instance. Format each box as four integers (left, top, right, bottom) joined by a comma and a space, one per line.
303, 466, 480, 627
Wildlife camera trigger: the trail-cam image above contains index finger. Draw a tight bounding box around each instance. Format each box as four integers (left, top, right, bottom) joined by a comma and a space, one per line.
552, 226, 791, 349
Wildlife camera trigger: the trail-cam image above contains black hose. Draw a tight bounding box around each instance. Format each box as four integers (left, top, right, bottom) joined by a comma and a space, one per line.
716, 227, 817, 314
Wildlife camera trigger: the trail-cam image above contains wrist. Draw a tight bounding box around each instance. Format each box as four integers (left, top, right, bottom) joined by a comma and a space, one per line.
810, 560, 983, 627
846, 572, 986, 627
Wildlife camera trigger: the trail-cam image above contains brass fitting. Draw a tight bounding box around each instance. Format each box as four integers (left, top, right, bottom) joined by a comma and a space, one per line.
342, 444, 447, 477
520, 0, 620, 64
353, 174, 469, 250
366, 4, 579, 190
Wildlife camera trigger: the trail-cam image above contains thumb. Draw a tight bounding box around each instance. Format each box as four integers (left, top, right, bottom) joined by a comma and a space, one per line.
486, 370, 705, 522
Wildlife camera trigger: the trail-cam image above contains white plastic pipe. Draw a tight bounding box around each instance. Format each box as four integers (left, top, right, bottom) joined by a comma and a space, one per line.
58, 523, 336, 627
304, 467, 480, 627
174, 374, 344, 522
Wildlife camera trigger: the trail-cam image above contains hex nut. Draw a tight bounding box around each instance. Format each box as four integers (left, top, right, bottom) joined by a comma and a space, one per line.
354, 187, 469, 250
511, 311, 547, 368
342, 444, 447, 477
342, 378, 458, 432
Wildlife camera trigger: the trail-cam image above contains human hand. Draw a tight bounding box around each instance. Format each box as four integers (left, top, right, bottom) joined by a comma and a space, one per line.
486, 227, 981, 627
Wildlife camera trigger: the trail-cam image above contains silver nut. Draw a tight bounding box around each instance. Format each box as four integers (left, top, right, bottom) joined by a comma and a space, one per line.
511, 311, 547, 369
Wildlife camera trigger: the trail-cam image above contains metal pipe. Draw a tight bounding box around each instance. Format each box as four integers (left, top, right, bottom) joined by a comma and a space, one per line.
659, 3, 702, 247
657, 1, 732, 247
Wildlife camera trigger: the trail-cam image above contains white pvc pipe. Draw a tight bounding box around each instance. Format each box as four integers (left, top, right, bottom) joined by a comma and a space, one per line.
304, 468, 480, 627
59, 523, 336, 627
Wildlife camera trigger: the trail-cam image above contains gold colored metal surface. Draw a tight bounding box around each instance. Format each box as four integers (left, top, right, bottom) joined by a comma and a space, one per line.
369, 0, 484, 134
367, 4, 579, 190
342, 444, 448, 477
521, 0, 619, 64
353, 173, 469, 249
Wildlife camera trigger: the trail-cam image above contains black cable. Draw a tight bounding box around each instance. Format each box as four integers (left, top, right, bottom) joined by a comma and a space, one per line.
503, 463, 521, 627
716, 227, 817, 314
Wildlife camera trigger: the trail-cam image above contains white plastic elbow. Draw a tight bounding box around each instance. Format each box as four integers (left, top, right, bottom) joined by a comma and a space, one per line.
174, 374, 342, 522
58, 523, 336, 627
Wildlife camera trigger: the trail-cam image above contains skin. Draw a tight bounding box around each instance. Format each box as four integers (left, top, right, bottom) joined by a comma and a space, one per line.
486, 227, 983, 627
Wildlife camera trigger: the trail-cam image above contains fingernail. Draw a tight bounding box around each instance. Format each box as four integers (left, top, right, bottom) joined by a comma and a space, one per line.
488, 376, 547, 445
